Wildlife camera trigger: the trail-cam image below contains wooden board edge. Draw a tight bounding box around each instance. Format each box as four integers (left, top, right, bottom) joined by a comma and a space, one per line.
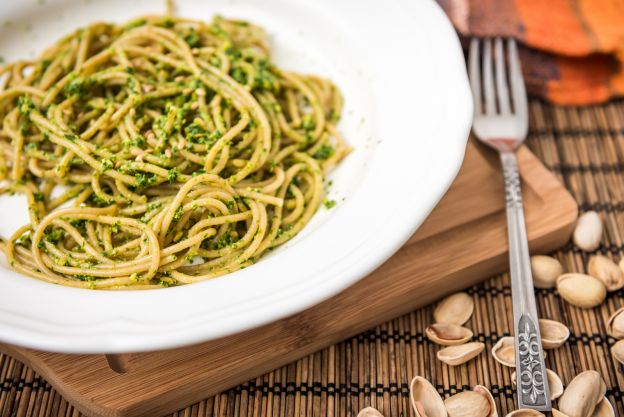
0, 344, 120, 417
0, 146, 579, 417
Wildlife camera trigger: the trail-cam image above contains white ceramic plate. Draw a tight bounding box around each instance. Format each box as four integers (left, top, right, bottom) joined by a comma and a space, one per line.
0, 0, 472, 353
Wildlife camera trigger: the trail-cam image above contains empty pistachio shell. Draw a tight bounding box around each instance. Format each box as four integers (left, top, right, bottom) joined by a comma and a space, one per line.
556, 273, 606, 308
558, 370, 606, 417
473, 385, 498, 417
492, 337, 516, 367
530, 255, 563, 289
511, 368, 563, 401
437, 342, 485, 366
444, 389, 493, 417
588, 255, 624, 291
409, 376, 447, 417
426, 323, 473, 346
434, 292, 474, 326
357, 407, 384, 417
505, 410, 545, 417
573, 211, 602, 251
611, 339, 624, 366
591, 397, 615, 417
606, 307, 624, 339
539, 319, 570, 349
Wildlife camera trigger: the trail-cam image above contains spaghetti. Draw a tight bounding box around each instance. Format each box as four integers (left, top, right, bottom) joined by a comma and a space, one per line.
0, 15, 349, 289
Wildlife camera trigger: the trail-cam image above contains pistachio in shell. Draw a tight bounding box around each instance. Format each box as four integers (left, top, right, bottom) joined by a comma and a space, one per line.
356, 407, 384, 417
511, 368, 563, 401
434, 292, 474, 326
573, 211, 602, 251
409, 376, 447, 417
539, 319, 570, 349
588, 255, 624, 292
558, 370, 606, 417
437, 342, 485, 366
556, 273, 606, 309
551, 411, 569, 417
425, 323, 473, 346
491, 337, 516, 367
606, 307, 624, 339
530, 255, 563, 289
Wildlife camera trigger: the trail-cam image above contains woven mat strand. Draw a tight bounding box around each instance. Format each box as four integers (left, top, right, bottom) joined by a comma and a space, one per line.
2, 99, 624, 417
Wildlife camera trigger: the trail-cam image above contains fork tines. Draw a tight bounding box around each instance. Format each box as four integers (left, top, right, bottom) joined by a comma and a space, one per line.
469, 38, 527, 124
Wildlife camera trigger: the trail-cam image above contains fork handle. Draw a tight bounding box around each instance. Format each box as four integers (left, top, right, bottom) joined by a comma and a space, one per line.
500, 151, 551, 411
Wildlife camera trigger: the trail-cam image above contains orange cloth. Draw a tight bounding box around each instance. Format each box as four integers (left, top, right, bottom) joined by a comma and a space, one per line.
436, 0, 624, 104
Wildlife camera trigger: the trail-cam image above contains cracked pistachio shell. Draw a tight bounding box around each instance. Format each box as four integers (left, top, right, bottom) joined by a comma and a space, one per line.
409, 376, 447, 417
611, 339, 624, 366
539, 319, 570, 349
425, 323, 473, 346
473, 385, 498, 417
556, 273, 606, 308
606, 307, 624, 339
591, 397, 615, 417
504, 411, 545, 417
492, 337, 516, 367
437, 342, 485, 366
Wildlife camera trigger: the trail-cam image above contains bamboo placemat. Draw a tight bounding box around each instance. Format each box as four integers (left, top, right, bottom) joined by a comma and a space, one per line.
2, 99, 624, 417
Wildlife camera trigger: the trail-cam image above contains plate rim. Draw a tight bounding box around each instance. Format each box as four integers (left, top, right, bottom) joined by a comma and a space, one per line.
0, 0, 473, 353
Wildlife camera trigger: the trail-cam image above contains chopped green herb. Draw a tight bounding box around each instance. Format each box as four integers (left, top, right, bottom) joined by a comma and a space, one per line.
314, 145, 334, 160
167, 167, 180, 183
323, 199, 336, 209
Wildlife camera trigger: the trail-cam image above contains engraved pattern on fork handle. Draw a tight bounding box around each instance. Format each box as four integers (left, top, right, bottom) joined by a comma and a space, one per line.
500, 151, 552, 410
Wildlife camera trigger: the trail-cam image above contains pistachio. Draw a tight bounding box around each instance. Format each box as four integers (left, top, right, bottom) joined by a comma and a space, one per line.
491, 337, 515, 367
511, 368, 563, 401
437, 342, 485, 366
426, 323, 473, 346
434, 292, 474, 326
539, 319, 570, 349
504, 411, 544, 417
556, 273, 606, 308
530, 255, 563, 289
444, 388, 495, 417
611, 339, 624, 366
591, 397, 615, 417
573, 211, 602, 251
409, 376, 447, 417
606, 307, 624, 339
552, 411, 569, 417
588, 255, 624, 291
357, 407, 384, 417
558, 370, 606, 417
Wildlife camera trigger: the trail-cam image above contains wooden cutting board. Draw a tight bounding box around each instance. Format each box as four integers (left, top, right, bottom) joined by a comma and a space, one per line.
0, 140, 578, 417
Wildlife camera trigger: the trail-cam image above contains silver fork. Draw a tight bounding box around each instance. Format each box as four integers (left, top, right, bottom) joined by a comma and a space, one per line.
468, 38, 551, 411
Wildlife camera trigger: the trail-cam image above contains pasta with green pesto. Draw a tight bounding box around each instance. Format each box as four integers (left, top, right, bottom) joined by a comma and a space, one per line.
0, 15, 349, 289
